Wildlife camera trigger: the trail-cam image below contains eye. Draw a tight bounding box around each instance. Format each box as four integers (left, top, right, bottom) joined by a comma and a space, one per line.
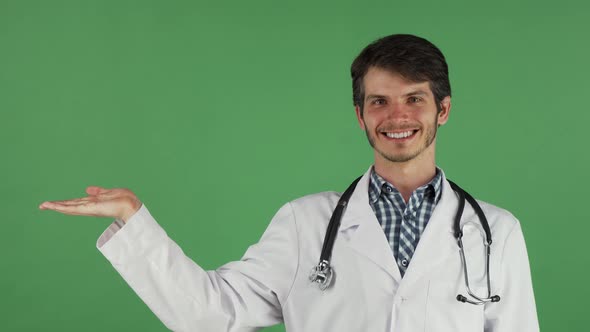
372, 98, 386, 105
408, 96, 422, 103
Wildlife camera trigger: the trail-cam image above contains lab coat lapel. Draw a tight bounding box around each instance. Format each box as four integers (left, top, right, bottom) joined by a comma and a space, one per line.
338, 166, 402, 283
397, 171, 459, 291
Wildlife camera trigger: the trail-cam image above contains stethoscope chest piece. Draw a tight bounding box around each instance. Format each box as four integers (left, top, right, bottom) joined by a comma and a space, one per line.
309, 260, 333, 291
308, 176, 362, 291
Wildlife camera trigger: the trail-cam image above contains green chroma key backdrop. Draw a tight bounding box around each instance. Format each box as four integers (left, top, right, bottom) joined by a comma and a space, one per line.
1, 0, 588, 330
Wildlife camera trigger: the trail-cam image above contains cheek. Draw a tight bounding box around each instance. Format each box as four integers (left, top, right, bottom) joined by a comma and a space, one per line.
361, 113, 381, 129
362, 118, 377, 132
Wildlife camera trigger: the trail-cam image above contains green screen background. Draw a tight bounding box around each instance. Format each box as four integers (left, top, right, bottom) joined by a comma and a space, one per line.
2, 0, 588, 330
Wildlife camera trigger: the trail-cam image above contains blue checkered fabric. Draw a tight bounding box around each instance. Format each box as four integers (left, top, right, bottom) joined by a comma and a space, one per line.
368, 167, 443, 277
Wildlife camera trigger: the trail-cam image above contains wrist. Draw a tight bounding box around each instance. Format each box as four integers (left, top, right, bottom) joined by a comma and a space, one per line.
121, 199, 142, 224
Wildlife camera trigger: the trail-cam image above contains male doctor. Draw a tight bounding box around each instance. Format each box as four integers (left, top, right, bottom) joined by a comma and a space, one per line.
39, 34, 539, 331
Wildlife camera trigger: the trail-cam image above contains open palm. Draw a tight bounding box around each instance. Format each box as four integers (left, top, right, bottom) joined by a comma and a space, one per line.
39, 186, 142, 223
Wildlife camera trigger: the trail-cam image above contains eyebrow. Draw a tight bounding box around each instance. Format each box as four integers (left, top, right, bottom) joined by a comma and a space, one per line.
403, 90, 429, 97
365, 90, 429, 101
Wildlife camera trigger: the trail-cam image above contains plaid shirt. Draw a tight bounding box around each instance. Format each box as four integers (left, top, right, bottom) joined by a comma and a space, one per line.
368, 166, 443, 277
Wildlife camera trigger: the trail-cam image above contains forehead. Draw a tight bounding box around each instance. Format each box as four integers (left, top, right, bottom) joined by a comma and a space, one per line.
363, 66, 432, 97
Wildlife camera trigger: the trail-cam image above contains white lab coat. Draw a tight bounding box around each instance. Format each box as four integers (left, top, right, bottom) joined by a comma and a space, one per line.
97, 166, 539, 331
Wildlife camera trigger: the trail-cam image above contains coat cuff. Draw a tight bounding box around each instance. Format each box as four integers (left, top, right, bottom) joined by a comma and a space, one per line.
96, 204, 167, 264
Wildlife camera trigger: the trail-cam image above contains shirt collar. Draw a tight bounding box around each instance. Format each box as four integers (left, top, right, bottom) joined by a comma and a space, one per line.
368, 166, 443, 205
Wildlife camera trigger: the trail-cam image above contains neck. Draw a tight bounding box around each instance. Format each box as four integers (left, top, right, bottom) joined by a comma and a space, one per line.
373, 149, 437, 203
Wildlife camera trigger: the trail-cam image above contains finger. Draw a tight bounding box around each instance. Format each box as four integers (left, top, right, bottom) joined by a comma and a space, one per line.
40, 197, 95, 209
40, 201, 100, 216
49, 197, 94, 204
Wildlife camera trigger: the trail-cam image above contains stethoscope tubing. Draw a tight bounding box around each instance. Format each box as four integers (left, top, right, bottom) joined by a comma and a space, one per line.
309, 175, 501, 305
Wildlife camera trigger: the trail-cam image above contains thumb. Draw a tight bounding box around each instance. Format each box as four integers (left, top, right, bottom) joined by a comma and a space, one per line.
86, 186, 107, 196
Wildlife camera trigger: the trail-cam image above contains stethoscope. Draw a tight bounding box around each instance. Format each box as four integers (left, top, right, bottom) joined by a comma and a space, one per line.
309, 176, 501, 305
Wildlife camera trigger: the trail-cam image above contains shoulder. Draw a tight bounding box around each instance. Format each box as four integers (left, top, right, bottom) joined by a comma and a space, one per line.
276, 191, 343, 232
289, 191, 341, 209
468, 197, 522, 246
443, 175, 520, 234
475, 199, 519, 226
477, 198, 520, 226
287, 191, 341, 219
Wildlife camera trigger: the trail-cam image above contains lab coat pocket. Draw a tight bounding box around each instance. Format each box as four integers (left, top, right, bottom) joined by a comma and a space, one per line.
424, 280, 485, 332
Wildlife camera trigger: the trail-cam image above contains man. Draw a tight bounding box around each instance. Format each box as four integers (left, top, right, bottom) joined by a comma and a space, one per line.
39, 34, 539, 331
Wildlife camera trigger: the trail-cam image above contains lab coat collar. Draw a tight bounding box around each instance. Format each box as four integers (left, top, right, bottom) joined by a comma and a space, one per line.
339, 165, 459, 286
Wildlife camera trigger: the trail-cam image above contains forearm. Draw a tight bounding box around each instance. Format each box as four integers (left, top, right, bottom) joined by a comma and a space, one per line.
96, 203, 297, 331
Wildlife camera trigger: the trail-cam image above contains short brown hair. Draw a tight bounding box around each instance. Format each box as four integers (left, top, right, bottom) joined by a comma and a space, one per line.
351, 34, 451, 115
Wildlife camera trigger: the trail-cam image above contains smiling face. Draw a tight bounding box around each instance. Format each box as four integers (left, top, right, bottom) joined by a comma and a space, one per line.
355, 66, 451, 165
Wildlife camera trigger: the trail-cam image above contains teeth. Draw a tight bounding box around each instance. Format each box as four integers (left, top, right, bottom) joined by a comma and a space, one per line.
385, 130, 414, 139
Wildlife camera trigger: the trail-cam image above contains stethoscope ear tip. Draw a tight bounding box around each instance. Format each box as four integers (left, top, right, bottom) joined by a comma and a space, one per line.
457, 293, 501, 304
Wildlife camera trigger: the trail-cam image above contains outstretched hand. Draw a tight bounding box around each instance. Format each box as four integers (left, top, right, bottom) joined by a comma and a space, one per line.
39, 186, 142, 223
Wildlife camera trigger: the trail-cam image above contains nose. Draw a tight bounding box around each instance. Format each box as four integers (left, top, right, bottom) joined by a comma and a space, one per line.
385, 102, 410, 120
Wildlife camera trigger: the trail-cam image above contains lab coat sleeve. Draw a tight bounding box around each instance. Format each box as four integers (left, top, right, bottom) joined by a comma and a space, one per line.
96, 202, 299, 332
484, 220, 539, 332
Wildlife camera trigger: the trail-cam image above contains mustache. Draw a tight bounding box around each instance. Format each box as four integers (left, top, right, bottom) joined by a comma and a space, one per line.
376, 123, 421, 132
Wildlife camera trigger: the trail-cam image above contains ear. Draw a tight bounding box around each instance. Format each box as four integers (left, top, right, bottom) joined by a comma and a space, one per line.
437, 96, 451, 126
355, 105, 366, 130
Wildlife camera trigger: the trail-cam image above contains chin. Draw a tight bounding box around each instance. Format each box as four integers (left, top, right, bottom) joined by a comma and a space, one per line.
376, 151, 414, 163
